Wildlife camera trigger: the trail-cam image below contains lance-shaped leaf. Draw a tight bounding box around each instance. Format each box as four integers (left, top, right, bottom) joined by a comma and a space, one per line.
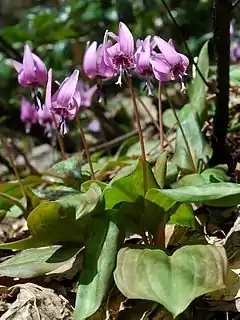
74, 216, 122, 319
114, 245, 228, 318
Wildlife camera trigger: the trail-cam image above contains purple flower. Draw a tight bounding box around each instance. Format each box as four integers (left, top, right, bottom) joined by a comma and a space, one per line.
45, 69, 80, 135
150, 37, 189, 91
88, 119, 101, 133
76, 81, 97, 107
12, 44, 47, 88
135, 35, 155, 94
104, 22, 135, 86
83, 41, 116, 79
37, 104, 58, 138
20, 97, 38, 133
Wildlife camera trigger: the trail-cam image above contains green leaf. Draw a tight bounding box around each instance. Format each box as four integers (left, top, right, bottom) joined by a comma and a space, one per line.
188, 41, 209, 123
0, 246, 80, 278
159, 182, 240, 206
114, 245, 227, 318
103, 159, 158, 209
74, 217, 121, 319
166, 161, 179, 185
146, 189, 195, 228
0, 236, 51, 250
172, 166, 229, 188
33, 186, 80, 201
153, 151, 168, 188
163, 108, 179, 128
0, 176, 43, 211
46, 155, 82, 182
230, 65, 240, 85
172, 112, 212, 173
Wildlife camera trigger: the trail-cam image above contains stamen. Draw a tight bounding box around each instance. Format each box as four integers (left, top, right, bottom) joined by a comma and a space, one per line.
115, 65, 123, 86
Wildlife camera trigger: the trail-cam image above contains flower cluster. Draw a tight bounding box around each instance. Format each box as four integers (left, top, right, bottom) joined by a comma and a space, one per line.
83, 22, 189, 92
13, 23, 189, 136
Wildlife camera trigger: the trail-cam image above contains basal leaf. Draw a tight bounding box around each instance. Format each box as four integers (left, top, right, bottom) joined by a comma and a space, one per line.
74, 217, 121, 319
0, 246, 80, 278
114, 245, 227, 318
153, 151, 168, 188
103, 158, 158, 209
159, 183, 240, 206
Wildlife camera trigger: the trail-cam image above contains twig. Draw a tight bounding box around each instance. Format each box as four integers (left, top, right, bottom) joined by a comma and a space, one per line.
161, 0, 215, 93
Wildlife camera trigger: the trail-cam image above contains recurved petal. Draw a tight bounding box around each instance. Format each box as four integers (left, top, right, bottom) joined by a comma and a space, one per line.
119, 22, 134, 55
154, 36, 180, 66
22, 44, 36, 82
150, 55, 172, 81
54, 70, 79, 107
83, 41, 97, 77
179, 53, 189, 69
32, 53, 48, 85
45, 69, 53, 110
12, 60, 23, 73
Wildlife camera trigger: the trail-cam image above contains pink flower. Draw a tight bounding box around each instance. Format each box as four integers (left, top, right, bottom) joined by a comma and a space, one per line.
20, 97, 38, 133
83, 41, 116, 79
150, 37, 189, 91
37, 105, 59, 138
135, 35, 155, 94
76, 81, 97, 107
45, 69, 80, 135
12, 44, 47, 88
104, 22, 135, 86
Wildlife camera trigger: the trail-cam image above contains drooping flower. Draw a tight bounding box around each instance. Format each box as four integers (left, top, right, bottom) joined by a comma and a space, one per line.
150, 37, 189, 91
12, 44, 47, 88
20, 97, 38, 133
45, 69, 80, 135
83, 41, 116, 79
76, 81, 97, 107
135, 35, 155, 95
37, 104, 59, 138
104, 22, 135, 86
88, 119, 101, 133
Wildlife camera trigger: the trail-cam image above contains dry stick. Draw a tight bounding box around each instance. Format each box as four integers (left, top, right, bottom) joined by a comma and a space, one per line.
75, 117, 96, 180
137, 95, 174, 153
127, 76, 148, 194
51, 114, 67, 160
1, 138, 27, 201
158, 81, 164, 151
164, 88, 197, 172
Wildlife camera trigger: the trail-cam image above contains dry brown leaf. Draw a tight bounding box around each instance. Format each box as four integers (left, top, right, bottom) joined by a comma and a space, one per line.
1, 283, 73, 320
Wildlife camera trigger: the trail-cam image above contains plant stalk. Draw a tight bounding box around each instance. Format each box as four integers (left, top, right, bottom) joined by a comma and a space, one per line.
75, 117, 96, 180
52, 114, 67, 160
158, 81, 164, 151
1, 138, 27, 201
127, 76, 148, 194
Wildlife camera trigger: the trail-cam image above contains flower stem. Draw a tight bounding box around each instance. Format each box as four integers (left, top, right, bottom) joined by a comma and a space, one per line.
0, 192, 25, 213
51, 114, 67, 160
127, 76, 147, 194
158, 81, 164, 151
75, 117, 96, 180
1, 138, 27, 201
164, 88, 197, 171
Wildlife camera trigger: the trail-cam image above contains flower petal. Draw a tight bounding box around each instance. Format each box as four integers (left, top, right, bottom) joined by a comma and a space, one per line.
45, 69, 53, 110
154, 36, 181, 66
54, 70, 79, 107
22, 44, 36, 83
83, 41, 97, 78
119, 22, 134, 55
32, 53, 48, 85
12, 60, 23, 73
